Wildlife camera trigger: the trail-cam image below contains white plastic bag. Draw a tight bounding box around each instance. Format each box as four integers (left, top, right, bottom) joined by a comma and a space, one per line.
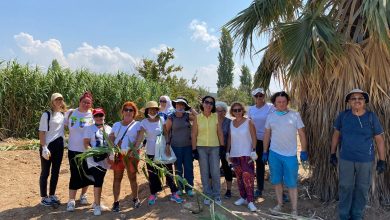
153, 134, 176, 164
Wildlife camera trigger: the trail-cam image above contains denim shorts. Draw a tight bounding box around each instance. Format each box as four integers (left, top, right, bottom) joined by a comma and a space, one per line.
269, 150, 298, 188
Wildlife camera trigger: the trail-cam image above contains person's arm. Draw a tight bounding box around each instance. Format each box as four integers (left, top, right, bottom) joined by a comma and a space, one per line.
217, 117, 224, 147
134, 128, 145, 150
375, 134, 386, 161
83, 138, 91, 150
249, 120, 257, 151
190, 108, 198, 116
165, 118, 172, 145
39, 131, 46, 147
263, 128, 271, 153
330, 130, 340, 154
298, 127, 307, 152
191, 116, 198, 150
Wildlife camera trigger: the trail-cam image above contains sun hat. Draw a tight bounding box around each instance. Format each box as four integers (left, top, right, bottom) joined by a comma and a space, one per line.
172, 97, 191, 111
92, 108, 105, 116
345, 89, 369, 103
144, 101, 159, 110
51, 93, 63, 102
251, 88, 265, 96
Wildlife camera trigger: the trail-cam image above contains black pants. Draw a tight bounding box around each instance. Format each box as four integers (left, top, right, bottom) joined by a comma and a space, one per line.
219, 146, 233, 182
39, 137, 64, 197
255, 140, 265, 191
147, 155, 178, 195
68, 150, 94, 190
89, 166, 107, 188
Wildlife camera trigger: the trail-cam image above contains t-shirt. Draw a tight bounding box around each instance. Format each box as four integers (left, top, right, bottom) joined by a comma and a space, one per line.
65, 108, 94, 152
111, 121, 138, 146
265, 110, 304, 156
169, 113, 192, 147
83, 125, 112, 169
334, 110, 383, 162
120, 121, 142, 151
38, 111, 65, 145
230, 119, 252, 157
140, 118, 165, 155
248, 103, 275, 140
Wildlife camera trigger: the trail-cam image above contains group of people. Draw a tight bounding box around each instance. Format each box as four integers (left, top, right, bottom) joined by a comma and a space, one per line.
38, 88, 386, 219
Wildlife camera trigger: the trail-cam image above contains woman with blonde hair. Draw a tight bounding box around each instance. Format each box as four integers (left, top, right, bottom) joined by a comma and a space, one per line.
38, 93, 67, 206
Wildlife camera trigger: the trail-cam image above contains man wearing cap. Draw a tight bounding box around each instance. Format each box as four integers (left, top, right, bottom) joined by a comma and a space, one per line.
330, 89, 386, 220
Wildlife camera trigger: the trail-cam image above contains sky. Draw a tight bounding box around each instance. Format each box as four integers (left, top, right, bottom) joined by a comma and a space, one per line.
0, 0, 281, 93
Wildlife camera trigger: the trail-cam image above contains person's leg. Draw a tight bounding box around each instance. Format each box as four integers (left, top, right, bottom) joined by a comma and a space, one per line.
282, 154, 298, 212
288, 188, 298, 211
209, 147, 221, 199
172, 146, 184, 191
90, 166, 106, 205
232, 158, 246, 199
39, 148, 51, 198
68, 151, 81, 201
165, 163, 178, 193
350, 161, 372, 220
113, 170, 124, 202
182, 146, 195, 192
197, 147, 212, 197
255, 140, 265, 193
274, 184, 283, 206
338, 159, 355, 220
241, 157, 255, 203
220, 150, 232, 190
269, 151, 283, 206
146, 155, 163, 195
48, 137, 64, 196
126, 156, 140, 205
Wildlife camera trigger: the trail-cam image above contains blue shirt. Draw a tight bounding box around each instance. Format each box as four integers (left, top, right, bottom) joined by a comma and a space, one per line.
334, 110, 383, 162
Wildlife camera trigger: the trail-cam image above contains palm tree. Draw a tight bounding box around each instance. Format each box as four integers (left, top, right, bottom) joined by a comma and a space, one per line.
226, 0, 390, 203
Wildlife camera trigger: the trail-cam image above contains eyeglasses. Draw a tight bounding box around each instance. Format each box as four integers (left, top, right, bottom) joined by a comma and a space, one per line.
159, 100, 167, 103
216, 110, 225, 113
203, 100, 214, 105
94, 114, 104, 118
123, 108, 134, 112
232, 108, 242, 113
254, 94, 264, 98
349, 97, 365, 101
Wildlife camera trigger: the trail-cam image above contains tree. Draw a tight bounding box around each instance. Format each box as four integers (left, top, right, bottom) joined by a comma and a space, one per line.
226, 0, 390, 202
217, 86, 251, 106
217, 27, 234, 92
136, 47, 183, 82
239, 64, 252, 97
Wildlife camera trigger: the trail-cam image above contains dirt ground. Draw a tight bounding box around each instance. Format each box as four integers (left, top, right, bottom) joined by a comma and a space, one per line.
0, 148, 389, 220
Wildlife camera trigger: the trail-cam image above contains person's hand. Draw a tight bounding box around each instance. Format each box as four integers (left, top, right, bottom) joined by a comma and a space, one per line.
300, 151, 308, 162
192, 149, 199, 160
330, 153, 338, 166
109, 153, 115, 161
121, 148, 128, 155
41, 145, 51, 160
165, 145, 171, 157
262, 152, 268, 164
376, 160, 387, 174
250, 151, 258, 161
225, 152, 230, 163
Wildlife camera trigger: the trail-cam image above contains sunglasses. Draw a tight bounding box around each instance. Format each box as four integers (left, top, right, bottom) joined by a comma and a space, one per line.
159, 100, 167, 103
232, 108, 242, 113
203, 100, 214, 105
350, 97, 365, 101
254, 94, 264, 98
123, 108, 134, 112
94, 114, 104, 118
216, 110, 225, 113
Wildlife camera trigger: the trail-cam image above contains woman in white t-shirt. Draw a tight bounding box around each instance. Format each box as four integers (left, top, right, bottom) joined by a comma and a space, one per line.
83, 108, 111, 216
227, 102, 258, 212
38, 93, 67, 207
65, 91, 94, 212
109, 101, 143, 212
139, 101, 183, 206
247, 88, 274, 197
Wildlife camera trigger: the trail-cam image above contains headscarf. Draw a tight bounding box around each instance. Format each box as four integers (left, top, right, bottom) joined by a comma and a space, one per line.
159, 95, 174, 114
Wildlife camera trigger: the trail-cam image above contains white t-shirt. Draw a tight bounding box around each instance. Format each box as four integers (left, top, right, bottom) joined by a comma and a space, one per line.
65, 108, 94, 152
120, 121, 142, 151
248, 103, 275, 140
38, 111, 65, 145
83, 125, 112, 169
140, 118, 165, 155
230, 119, 252, 157
265, 110, 304, 156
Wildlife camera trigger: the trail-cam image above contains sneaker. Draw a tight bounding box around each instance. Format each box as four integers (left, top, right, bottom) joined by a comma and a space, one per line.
270, 204, 282, 215
283, 193, 289, 203
49, 195, 60, 204
204, 198, 211, 206
248, 202, 257, 212
254, 189, 262, 198
93, 205, 101, 216
215, 197, 222, 206
41, 197, 53, 206
133, 198, 141, 208
67, 200, 76, 212
186, 190, 195, 197
112, 201, 120, 212
224, 190, 232, 199
234, 197, 248, 206
291, 210, 298, 217
176, 190, 183, 196
170, 193, 184, 204
80, 194, 88, 205
148, 194, 157, 205
93, 203, 109, 211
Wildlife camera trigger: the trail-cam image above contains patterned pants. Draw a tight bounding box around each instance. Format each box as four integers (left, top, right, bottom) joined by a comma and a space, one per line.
231, 156, 255, 202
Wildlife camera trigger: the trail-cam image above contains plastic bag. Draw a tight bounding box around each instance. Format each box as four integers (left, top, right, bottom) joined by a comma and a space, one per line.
153, 134, 176, 164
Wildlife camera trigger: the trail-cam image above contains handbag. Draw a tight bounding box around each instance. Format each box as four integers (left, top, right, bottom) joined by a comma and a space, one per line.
153, 119, 177, 164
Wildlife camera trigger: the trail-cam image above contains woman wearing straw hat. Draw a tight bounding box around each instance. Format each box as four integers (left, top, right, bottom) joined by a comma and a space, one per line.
38, 93, 67, 207
330, 89, 386, 220
140, 101, 183, 205
166, 97, 196, 196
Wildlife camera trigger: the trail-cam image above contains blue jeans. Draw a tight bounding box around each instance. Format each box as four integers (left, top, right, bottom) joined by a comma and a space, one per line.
171, 145, 194, 191
339, 159, 372, 220
197, 146, 221, 199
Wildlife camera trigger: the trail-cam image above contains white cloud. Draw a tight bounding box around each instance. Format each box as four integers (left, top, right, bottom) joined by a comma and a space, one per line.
189, 19, 219, 49
13, 32, 137, 73
150, 44, 169, 55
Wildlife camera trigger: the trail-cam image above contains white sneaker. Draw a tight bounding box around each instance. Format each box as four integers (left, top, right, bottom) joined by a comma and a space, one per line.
248, 202, 257, 212
215, 198, 222, 206
291, 210, 298, 217
67, 200, 76, 212
204, 199, 211, 206
93, 205, 101, 216
270, 204, 282, 215
234, 197, 247, 206
80, 194, 88, 205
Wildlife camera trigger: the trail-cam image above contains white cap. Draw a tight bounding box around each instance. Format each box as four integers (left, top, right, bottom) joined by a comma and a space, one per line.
251, 88, 265, 96
51, 93, 63, 102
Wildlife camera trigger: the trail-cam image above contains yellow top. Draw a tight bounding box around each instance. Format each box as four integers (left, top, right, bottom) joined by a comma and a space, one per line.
196, 113, 219, 147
